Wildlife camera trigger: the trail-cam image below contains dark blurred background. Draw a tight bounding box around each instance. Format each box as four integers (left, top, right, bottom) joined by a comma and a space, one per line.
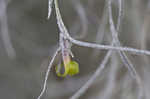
0, 0, 150, 99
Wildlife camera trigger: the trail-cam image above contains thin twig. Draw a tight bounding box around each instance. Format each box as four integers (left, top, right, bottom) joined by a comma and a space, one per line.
100, 53, 118, 99
70, 50, 112, 99
47, 0, 54, 19
70, 0, 144, 98
41, 0, 148, 99
108, 0, 144, 98
116, 0, 123, 32
54, 0, 70, 38
68, 36, 150, 56
92, 0, 108, 59
108, 0, 137, 80
54, 0, 150, 56
37, 47, 60, 99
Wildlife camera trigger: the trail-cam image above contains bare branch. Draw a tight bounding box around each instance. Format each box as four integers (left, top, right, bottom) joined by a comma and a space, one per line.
47, 0, 54, 19
100, 54, 118, 99
70, 50, 112, 99
108, 0, 144, 98
37, 47, 60, 99
54, 0, 150, 56
70, 0, 145, 98
68, 36, 150, 56
54, 0, 70, 38
41, 0, 147, 99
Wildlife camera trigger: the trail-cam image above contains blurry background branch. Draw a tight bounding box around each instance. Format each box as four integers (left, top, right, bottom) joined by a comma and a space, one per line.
0, 0, 16, 59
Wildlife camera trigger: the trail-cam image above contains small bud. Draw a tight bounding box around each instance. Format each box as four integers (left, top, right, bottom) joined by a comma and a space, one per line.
55, 60, 79, 77
67, 61, 79, 76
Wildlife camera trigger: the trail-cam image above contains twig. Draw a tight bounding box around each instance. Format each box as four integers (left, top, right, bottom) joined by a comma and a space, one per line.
68, 36, 150, 56
38, 0, 148, 99
108, 0, 144, 98
37, 47, 60, 99
47, 0, 54, 19
108, 0, 137, 80
54, 0, 150, 56
92, 0, 108, 58
70, 50, 112, 99
70, 0, 144, 98
54, 0, 70, 38
100, 53, 118, 99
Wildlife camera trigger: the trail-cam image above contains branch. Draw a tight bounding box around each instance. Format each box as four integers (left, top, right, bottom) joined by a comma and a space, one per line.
47, 0, 54, 19
37, 47, 60, 99
108, 0, 144, 98
70, 0, 144, 98
38, 0, 148, 99
68, 36, 150, 56
70, 50, 112, 99
54, 0, 150, 56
